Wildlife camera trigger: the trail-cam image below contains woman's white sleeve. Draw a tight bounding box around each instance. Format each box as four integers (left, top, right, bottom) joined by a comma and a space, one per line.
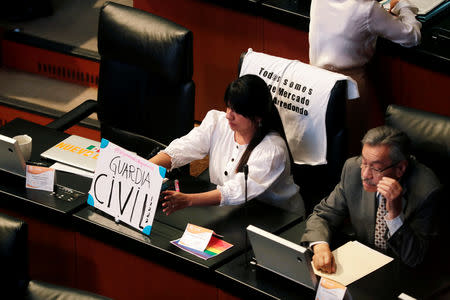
218, 142, 286, 206
162, 110, 218, 170
369, 0, 421, 47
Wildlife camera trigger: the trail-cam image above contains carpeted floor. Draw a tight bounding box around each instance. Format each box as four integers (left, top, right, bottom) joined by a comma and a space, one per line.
0, 0, 133, 52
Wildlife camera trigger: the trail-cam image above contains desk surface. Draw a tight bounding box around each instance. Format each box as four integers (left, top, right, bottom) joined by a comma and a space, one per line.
0, 118, 90, 215
0, 118, 303, 272
217, 222, 450, 300
1, 118, 448, 299
74, 181, 302, 270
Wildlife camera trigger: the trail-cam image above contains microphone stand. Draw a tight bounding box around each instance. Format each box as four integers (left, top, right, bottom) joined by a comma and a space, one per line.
243, 164, 250, 265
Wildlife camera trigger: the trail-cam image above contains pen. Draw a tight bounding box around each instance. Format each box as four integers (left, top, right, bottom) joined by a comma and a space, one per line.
174, 179, 180, 192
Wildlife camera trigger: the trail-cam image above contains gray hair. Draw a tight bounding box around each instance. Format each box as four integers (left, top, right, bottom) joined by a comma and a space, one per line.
361, 126, 410, 163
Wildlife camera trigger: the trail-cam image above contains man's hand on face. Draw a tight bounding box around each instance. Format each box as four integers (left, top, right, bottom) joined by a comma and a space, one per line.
377, 176, 403, 219
312, 243, 336, 274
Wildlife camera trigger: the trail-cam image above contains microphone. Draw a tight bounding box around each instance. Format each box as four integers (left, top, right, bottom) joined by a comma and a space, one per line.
243, 164, 250, 264
243, 164, 249, 203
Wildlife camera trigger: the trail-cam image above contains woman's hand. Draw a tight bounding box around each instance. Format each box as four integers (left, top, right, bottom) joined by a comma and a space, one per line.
161, 190, 193, 215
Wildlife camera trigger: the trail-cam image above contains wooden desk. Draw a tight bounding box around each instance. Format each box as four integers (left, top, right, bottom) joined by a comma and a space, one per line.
0, 118, 303, 299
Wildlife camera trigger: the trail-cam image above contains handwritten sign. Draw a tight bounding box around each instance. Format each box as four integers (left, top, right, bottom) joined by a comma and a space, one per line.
87, 139, 166, 235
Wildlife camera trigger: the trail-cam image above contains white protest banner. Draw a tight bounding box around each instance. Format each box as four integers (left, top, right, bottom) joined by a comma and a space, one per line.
87, 139, 166, 235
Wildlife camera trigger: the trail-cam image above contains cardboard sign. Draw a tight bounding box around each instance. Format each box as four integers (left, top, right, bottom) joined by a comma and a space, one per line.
87, 139, 166, 235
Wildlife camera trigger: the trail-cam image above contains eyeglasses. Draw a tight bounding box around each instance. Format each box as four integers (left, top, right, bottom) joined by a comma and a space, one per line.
360, 160, 400, 177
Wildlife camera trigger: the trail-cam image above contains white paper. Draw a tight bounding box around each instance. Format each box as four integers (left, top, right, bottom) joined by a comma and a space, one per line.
316, 278, 347, 300
313, 241, 393, 286
26, 165, 55, 192
178, 223, 214, 252
50, 162, 94, 178
380, 0, 445, 15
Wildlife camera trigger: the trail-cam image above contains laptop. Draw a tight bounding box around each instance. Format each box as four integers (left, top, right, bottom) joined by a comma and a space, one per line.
0, 134, 26, 177
246, 225, 318, 290
40, 135, 100, 173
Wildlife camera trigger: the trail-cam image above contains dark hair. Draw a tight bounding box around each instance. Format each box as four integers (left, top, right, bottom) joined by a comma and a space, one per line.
361, 125, 410, 162
224, 74, 289, 172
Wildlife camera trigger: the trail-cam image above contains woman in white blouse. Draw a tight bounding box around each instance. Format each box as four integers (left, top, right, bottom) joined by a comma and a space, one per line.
309, 0, 422, 155
150, 74, 304, 217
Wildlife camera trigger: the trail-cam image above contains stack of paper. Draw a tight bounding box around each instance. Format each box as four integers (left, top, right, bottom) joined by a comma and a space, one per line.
313, 241, 393, 286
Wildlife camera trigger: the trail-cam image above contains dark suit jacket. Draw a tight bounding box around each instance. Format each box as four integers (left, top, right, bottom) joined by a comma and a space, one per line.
301, 156, 441, 267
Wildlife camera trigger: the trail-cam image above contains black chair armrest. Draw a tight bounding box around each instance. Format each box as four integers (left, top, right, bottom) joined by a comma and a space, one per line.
25, 280, 111, 300
0, 212, 29, 297
46, 99, 98, 132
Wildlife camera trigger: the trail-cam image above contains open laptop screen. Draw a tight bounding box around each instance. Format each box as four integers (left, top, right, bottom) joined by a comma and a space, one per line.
0, 134, 26, 177
247, 225, 318, 290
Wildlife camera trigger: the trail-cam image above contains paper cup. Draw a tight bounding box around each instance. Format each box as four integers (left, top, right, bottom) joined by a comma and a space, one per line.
13, 134, 32, 161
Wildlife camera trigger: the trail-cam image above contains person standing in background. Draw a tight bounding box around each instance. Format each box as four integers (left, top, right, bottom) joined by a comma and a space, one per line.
309, 0, 422, 156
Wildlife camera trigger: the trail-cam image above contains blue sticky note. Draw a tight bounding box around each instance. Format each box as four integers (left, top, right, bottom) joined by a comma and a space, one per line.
100, 138, 109, 149
142, 225, 152, 235
87, 193, 95, 206
159, 166, 166, 178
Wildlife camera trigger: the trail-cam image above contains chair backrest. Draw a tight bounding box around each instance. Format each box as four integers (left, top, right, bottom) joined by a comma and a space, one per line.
97, 2, 195, 147
293, 80, 347, 213
385, 104, 450, 247
385, 104, 450, 191
0, 212, 29, 296
238, 53, 348, 214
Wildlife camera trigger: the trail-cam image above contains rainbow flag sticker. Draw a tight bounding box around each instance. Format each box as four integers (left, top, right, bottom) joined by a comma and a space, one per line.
171, 235, 233, 260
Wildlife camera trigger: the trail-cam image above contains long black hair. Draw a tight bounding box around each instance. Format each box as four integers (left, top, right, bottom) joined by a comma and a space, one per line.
224, 74, 289, 173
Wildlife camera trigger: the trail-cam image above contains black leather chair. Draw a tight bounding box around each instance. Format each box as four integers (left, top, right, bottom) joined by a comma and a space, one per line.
385, 104, 450, 249
0, 212, 28, 297
385, 104, 449, 192
238, 53, 348, 214
47, 1, 194, 158
0, 212, 111, 299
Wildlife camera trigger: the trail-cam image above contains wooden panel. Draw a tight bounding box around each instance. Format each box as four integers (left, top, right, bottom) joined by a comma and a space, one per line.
0, 207, 77, 288
373, 54, 450, 117
134, 0, 264, 121
262, 19, 310, 63
218, 288, 242, 300
75, 232, 217, 300
1, 40, 99, 87
0, 104, 101, 141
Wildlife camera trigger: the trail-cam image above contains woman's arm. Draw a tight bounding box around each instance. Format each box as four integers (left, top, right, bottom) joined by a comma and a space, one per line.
370, 0, 421, 47
161, 189, 222, 215
149, 152, 172, 170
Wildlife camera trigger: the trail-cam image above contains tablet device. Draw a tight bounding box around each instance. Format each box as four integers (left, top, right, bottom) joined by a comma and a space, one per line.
0, 134, 26, 177
247, 225, 318, 290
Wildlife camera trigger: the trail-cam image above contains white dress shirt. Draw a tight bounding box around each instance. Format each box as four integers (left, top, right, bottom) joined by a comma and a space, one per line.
163, 110, 305, 216
309, 0, 422, 69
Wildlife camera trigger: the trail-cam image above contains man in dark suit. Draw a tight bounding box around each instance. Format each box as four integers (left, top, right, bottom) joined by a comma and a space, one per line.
301, 126, 441, 273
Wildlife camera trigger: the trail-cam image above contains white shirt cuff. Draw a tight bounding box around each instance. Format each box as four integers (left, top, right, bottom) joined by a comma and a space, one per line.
385, 213, 404, 237
309, 241, 328, 250
392, 0, 419, 15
